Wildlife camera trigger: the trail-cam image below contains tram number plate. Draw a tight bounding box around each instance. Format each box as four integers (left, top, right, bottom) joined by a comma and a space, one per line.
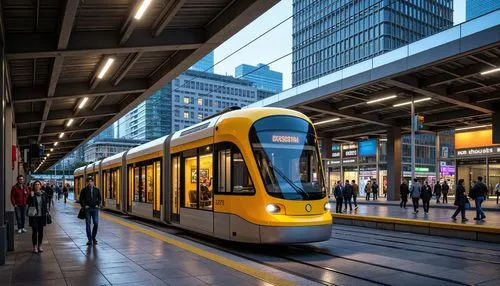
215, 200, 224, 206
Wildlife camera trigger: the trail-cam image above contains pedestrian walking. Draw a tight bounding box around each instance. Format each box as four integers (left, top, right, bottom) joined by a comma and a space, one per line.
10, 175, 29, 234
421, 181, 432, 214
410, 178, 421, 214
365, 181, 372, 201
351, 180, 359, 210
372, 179, 379, 200
343, 180, 353, 212
452, 179, 469, 222
442, 181, 449, 204
26, 181, 49, 253
400, 179, 409, 208
55, 185, 61, 202
63, 184, 69, 203
79, 177, 102, 245
334, 181, 343, 214
496, 182, 500, 204
469, 176, 487, 221
46, 185, 54, 211
434, 181, 442, 204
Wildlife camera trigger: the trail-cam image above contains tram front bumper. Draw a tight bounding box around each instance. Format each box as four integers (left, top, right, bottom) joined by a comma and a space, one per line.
259, 223, 332, 244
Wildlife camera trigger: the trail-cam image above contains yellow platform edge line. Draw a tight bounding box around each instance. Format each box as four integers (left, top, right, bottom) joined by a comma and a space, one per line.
332, 213, 500, 234
68, 202, 296, 286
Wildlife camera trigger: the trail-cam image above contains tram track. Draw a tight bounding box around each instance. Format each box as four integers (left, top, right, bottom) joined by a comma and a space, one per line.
101, 210, 470, 286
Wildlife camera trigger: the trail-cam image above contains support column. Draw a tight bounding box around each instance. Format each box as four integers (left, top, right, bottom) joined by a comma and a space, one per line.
435, 132, 440, 184
0, 39, 6, 265
5, 106, 13, 213
387, 127, 402, 201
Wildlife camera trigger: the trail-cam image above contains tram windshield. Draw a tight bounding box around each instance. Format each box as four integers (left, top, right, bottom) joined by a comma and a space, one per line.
250, 115, 326, 200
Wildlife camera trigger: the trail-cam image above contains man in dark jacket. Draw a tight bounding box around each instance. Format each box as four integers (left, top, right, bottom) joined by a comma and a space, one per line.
421, 181, 432, 214
333, 181, 343, 214
400, 179, 409, 208
372, 180, 379, 200
343, 180, 354, 212
10, 175, 29, 233
434, 181, 442, 204
79, 177, 102, 245
442, 181, 449, 203
470, 176, 487, 220
351, 180, 359, 210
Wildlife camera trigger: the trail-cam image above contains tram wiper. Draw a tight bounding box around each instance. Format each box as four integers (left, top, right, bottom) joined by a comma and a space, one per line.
268, 163, 310, 199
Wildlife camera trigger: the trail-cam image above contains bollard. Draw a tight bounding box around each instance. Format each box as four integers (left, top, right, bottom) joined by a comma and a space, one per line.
6, 211, 15, 251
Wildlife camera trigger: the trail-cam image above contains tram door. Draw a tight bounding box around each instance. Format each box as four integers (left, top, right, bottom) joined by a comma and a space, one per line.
171, 156, 180, 222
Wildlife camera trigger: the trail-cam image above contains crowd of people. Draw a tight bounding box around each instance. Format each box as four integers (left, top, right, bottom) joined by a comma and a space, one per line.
9, 175, 78, 253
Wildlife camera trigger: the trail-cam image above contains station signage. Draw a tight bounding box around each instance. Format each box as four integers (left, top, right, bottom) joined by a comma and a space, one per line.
415, 167, 429, 172
359, 139, 377, 157
342, 158, 357, 164
343, 149, 358, 158
456, 146, 500, 157
331, 144, 341, 158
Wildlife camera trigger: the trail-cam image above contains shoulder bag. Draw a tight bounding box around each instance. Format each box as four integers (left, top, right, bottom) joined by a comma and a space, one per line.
46, 213, 52, 224
78, 208, 86, 219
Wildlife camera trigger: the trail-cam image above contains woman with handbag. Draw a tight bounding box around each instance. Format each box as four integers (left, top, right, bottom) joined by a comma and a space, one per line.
26, 181, 49, 253
452, 179, 469, 222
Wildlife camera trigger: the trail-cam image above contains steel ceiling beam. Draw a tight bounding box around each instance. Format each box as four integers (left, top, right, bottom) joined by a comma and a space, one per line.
17, 124, 101, 139
12, 79, 148, 103
422, 59, 500, 87
15, 106, 118, 125
300, 102, 392, 127
152, 0, 187, 37
6, 29, 204, 60
385, 78, 493, 114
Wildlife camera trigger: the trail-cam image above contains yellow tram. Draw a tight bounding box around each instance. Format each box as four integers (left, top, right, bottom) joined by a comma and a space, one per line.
75, 107, 332, 243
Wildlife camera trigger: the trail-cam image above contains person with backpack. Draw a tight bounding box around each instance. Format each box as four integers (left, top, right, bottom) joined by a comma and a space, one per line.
452, 179, 469, 222
442, 181, 449, 204
333, 181, 343, 214
421, 181, 433, 214
434, 181, 442, 204
343, 180, 354, 212
400, 179, 409, 209
410, 178, 421, 214
365, 180, 372, 201
470, 176, 488, 220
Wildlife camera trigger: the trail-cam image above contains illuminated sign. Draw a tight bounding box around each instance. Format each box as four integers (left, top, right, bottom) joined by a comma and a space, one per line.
343, 149, 357, 157
331, 144, 341, 158
271, 135, 300, 144
456, 147, 500, 157
415, 167, 429, 172
342, 158, 357, 164
359, 139, 377, 156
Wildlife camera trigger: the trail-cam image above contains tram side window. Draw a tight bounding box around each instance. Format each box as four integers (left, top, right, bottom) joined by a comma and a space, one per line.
218, 149, 231, 193
217, 145, 254, 194
184, 156, 198, 208
232, 152, 254, 193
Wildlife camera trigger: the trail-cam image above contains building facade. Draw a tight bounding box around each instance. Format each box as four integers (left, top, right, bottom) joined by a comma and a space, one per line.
466, 0, 500, 20
83, 138, 146, 162
235, 63, 283, 93
292, 0, 454, 86
190, 51, 215, 73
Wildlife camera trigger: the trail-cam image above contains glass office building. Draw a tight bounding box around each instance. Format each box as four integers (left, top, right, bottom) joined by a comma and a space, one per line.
466, 0, 500, 20
235, 63, 283, 93
189, 51, 214, 73
292, 0, 454, 86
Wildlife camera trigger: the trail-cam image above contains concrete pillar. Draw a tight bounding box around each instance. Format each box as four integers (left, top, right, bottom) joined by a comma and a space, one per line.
435, 132, 440, 184
322, 139, 333, 189
387, 127, 402, 201
0, 39, 6, 265
4, 106, 13, 212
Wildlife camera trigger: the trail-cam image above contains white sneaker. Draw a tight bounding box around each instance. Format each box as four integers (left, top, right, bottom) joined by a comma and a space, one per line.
22, 228, 27, 233
17, 229, 22, 234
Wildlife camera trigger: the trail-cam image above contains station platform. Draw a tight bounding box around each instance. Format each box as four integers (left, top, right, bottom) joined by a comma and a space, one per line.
0, 200, 315, 286
329, 204, 500, 243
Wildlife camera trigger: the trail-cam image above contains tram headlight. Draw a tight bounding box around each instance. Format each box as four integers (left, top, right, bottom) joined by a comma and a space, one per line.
324, 202, 331, 211
266, 204, 281, 214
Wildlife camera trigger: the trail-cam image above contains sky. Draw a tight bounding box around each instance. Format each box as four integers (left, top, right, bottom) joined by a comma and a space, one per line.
213, 0, 467, 91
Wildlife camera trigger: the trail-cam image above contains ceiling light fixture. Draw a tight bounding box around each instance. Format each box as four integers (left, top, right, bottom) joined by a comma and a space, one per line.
78, 97, 89, 109
314, 118, 341, 126
366, 95, 397, 104
59, 132, 65, 139
97, 58, 115, 79
67, 119, 74, 127
393, 97, 432, 107
54, 142, 59, 146
47, 154, 50, 157
50, 148, 54, 152
455, 124, 492, 131
480, 67, 500, 75
134, 0, 152, 20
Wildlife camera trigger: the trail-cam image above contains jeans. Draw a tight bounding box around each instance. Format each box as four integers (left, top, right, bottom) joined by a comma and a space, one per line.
353, 195, 357, 207
366, 193, 370, 200
343, 197, 352, 211
436, 194, 441, 203
442, 193, 448, 204
452, 205, 466, 219
14, 205, 26, 229
497, 193, 499, 204
475, 197, 485, 219
335, 197, 343, 213
412, 197, 419, 212
373, 192, 378, 200
31, 216, 45, 246
400, 196, 408, 208
48, 198, 53, 210
85, 207, 99, 241
422, 199, 430, 213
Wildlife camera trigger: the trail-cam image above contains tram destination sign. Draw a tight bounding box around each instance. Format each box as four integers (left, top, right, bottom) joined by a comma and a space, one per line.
456, 146, 500, 157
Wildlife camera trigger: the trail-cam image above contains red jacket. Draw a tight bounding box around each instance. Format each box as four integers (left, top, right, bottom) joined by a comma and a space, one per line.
11, 184, 29, 206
